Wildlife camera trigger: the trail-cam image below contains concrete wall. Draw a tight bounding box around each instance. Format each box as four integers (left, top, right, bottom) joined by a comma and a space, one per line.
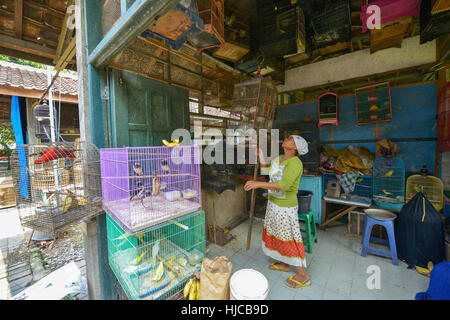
277, 36, 437, 92
275, 82, 438, 175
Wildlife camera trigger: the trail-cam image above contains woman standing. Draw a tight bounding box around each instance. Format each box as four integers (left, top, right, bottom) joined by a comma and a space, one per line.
244, 135, 311, 288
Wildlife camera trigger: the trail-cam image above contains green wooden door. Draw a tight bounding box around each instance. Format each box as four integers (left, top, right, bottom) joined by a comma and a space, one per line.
109, 69, 190, 148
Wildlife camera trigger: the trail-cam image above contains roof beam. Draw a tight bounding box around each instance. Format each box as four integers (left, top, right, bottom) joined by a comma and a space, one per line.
54, 0, 75, 64
88, 0, 178, 68
0, 85, 78, 103
15, 0, 23, 39
0, 34, 76, 68
0, 34, 55, 59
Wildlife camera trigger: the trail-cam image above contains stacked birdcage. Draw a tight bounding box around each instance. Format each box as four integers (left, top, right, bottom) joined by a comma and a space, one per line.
406, 167, 444, 212
188, 0, 225, 51
141, 0, 204, 51
231, 75, 278, 130
100, 145, 202, 235
372, 156, 406, 211
11, 142, 103, 235
106, 211, 205, 300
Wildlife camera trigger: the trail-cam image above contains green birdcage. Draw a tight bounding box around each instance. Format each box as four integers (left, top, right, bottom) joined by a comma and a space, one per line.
106, 211, 206, 300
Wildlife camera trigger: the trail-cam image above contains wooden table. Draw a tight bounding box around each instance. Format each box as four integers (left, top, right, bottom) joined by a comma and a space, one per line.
320, 196, 372, 230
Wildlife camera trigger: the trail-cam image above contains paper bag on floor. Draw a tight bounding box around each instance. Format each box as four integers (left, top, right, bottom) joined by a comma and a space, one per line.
199, 256, 232, 300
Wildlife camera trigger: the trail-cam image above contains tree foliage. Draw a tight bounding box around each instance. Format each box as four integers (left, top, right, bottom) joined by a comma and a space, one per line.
0, 123, 15, 150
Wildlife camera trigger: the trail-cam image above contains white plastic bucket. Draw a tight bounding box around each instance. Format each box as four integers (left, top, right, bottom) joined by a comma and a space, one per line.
229, 269, 269, 300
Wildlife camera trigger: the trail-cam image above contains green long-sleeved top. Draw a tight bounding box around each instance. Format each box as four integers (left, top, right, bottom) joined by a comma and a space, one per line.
267, 155, 303, 207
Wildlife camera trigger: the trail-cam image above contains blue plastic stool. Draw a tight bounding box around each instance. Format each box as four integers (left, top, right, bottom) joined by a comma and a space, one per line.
361, 215, 399, 265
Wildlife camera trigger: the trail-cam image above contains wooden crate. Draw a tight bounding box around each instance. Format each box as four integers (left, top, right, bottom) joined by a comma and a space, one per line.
0, 176, 16, 209
370, 16, 413, 54
319, 42, 350, 56
431, 0, 450, 15
347, 209, 388, 240
213, 41, 249, 62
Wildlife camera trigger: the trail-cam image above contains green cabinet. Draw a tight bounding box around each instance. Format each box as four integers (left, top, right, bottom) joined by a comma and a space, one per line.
298, 175, 322, 226
109, 69, 190, 148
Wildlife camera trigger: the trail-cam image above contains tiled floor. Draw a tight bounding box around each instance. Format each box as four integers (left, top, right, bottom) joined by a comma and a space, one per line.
205, 218, 431, 300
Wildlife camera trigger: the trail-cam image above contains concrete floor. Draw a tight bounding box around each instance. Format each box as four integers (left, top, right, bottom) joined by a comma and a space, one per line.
0, 207, 88, 300
206, 218, 431, 300
1, 205, 431, 300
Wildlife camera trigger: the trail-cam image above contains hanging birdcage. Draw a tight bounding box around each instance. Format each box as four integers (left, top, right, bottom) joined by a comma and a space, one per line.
106, 211, 205, 300
406, 166, 444, 212
372, 156, 406, 211
318, 90, 339, 127
11, 142, 103, 235
100, 145, 202, 235
141, 0, 204, 51
230, 74, 278, 130
187, 0, 225, 52
33, 101, 57, 141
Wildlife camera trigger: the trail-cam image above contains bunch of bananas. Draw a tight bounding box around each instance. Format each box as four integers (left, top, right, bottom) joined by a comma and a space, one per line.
183, 277, 200, 300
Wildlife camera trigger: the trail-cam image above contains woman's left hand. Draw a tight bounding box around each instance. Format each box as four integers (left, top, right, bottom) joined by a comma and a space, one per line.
244, 180, 260, 191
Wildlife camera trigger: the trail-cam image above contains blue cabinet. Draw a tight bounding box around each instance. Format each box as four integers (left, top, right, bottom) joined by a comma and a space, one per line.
299, 175, 322, 226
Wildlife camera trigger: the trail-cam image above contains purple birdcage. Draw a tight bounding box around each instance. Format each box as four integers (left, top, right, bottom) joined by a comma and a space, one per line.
100, 145, 202, 234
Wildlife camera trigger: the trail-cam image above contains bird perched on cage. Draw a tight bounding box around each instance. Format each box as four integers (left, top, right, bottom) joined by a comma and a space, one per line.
385, 170, 394, 177
130, 181, 151, 202
133, 162, 144, 176
162, 139, 180, 147
161, 159, 170, 174
153, 174, 161, 196
62, 190, 77, 213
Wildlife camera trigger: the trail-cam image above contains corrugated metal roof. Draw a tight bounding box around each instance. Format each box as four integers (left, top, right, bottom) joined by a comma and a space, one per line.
0, 60, 77, 96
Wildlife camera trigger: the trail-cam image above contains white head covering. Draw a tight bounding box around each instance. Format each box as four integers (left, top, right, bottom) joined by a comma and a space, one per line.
290, 135, 309, 155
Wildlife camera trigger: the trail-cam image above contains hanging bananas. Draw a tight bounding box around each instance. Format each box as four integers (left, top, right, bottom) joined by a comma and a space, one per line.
183, 277, 200, 300
162, 139, 180, 147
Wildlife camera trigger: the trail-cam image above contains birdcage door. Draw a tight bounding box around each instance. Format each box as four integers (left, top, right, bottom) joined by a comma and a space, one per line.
109, 69, 190, 148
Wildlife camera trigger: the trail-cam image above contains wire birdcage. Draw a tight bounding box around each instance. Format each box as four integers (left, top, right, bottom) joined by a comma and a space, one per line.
188, 0, 225, 51
11, 142, 103, 235
406, 169, 444, 212
100, 146, 202, 235
231, 75, 278, 130
107, 210, 206, 300
372, 157, 405, 211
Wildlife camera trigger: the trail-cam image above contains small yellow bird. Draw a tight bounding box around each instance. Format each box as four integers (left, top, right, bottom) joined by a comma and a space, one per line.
130, 249, 148, 266
152, 175, 161, 196
382, 189, 392, 195
385, 170, 394, 177
162, 139, 180, 147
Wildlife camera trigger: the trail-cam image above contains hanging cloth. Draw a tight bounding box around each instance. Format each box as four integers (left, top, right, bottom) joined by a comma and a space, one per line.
10, 96, 29, 199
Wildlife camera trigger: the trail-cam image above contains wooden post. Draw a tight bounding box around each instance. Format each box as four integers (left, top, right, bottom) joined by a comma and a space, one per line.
246, 161, 259, 250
